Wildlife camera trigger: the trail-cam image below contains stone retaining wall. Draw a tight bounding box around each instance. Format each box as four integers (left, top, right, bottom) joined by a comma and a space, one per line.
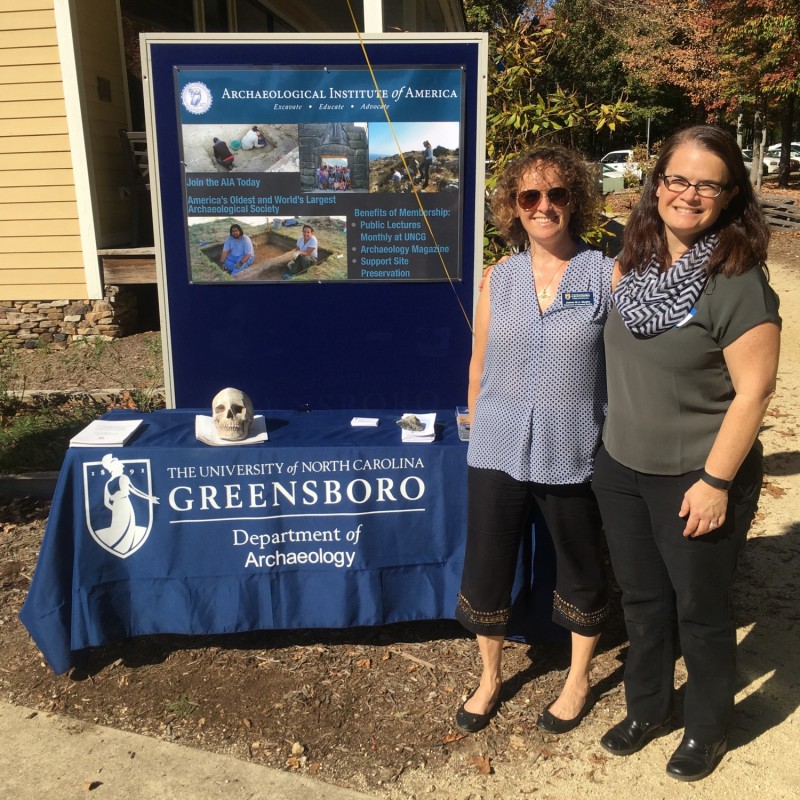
0, 286, 140, 349
15, 388, 166, 409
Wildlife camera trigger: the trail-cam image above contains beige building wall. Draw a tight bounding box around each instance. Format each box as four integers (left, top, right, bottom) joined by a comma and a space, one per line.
73, 0, 130, 247
0, 0, 88, 301
0, 0, 467, 310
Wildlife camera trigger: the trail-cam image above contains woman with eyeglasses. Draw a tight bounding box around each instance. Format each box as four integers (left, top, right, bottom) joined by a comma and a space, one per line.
455, 145, 614, 736
593, 125, 780, 781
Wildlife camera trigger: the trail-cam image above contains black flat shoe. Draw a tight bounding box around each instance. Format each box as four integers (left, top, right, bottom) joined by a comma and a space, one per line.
666, 736, 727, 781
536, 688, 596, 734
600, 716, 672, 756
455, 689, 500, 733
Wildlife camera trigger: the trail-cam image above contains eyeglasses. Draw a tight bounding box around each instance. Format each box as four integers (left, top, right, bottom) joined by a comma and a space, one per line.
515, 187, 571, 210
660, 174, 729, 199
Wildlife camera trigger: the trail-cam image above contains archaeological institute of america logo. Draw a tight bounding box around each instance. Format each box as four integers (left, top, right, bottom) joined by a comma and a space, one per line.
83, 454, 159, 559
180, 81, 212, 115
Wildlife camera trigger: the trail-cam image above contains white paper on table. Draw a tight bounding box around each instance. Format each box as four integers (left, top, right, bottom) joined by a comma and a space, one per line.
69, 419, 142, 447
351, 417, 379, 427
399, 412, 436, 443
195, 415, 268, 446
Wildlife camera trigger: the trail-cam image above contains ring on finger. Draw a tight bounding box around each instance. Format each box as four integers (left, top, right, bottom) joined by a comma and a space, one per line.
708, 521, 717, 529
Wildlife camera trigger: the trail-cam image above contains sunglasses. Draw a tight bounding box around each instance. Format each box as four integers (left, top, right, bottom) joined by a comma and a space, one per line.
515, 187, 571, 210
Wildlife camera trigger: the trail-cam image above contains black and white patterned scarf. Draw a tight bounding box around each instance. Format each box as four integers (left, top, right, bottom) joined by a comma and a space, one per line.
614, 232, 719, 338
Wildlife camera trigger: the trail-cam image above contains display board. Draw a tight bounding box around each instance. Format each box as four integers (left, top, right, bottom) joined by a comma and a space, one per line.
178, 66, 464, 283
143, 34, 487, 409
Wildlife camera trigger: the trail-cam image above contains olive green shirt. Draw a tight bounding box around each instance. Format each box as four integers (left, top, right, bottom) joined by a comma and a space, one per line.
603, 267, 781, 475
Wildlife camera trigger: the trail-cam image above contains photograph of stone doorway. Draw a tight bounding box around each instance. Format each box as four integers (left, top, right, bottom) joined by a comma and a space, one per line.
299, 123, 368, 192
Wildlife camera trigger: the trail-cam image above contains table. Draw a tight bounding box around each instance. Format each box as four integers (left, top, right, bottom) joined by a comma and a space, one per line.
20, 409, 557, 674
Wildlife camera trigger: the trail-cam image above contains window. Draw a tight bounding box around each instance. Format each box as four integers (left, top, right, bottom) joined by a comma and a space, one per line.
236, 0, 295, 32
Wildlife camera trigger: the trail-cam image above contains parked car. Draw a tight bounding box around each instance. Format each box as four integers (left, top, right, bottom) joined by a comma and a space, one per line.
761, 151, 782, 174
741, 148, 769, 176
765, 143, 800, 172
742, 147, 799, 176
599, 149, 642, 182
596, 162, 626, 192
744, 146, 800, 175
766, 142, 800, 159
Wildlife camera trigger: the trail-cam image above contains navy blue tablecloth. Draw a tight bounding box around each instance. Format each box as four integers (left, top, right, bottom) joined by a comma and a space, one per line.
20, 409, 557, 674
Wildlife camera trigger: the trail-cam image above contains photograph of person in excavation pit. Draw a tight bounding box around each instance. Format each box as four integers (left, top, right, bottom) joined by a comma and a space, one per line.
182, 124, 300, 173
187, 216, 347, 283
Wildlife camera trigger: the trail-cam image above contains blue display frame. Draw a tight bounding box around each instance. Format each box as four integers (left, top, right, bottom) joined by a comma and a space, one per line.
143, 35, 487, 410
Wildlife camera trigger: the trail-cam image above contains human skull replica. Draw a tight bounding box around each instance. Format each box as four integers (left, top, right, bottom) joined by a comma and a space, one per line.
212, 388, 254, 441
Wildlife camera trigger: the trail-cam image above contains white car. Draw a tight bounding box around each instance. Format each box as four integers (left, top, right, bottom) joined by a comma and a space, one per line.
764, 143, 800, 172
744, 146, 800, 175
766, 142, 800, 158
762, 152, 782, 174
741, 148, 769, 176
599, 149, 642, 181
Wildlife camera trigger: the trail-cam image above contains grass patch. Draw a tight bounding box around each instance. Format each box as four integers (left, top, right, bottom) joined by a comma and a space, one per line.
0, 400, 103, 474
129, 335, 163, 412
166, 695, 198, 719
0, 335, 165, 474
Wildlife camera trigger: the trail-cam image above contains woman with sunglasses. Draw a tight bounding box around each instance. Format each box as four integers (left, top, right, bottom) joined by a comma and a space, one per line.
455, 145, 614, 735
593, 125, 780, 781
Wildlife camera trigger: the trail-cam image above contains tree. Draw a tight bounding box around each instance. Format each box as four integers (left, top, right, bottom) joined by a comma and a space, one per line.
610, 0, 722, 118
711, 0, 800, 186
464, 0, 530, 30
476, 14, 630, 255
486, 17, 629, 173
593, 0, 799, 186
463, 3, 633, 256
540, 0, 679, 153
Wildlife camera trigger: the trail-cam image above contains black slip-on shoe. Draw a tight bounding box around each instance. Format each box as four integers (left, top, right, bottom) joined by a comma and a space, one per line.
666, 735, 727, 781
600, 717, 673, 756
536, 689, 596, 734
455, 689, 500, 734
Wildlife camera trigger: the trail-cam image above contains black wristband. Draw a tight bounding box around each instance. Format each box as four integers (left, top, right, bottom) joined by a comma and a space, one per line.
701, 470, 732, 491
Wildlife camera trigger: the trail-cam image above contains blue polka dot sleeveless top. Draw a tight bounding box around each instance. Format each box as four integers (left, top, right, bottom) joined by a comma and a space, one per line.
467, 245, 614, 484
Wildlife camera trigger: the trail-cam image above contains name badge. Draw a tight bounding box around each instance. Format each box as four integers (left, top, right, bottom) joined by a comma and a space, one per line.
561, 291, 594, 308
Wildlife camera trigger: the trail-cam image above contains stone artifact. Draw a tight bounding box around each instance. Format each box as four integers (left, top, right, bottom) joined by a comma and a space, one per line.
396, 414, 425, 432
212, 387, 254, 440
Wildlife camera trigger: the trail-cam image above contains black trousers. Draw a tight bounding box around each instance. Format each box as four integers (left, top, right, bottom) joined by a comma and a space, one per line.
592, 444, 762, 742
456, 467, 609, 637
419, 159, 432, 187
292, 254, 316, 272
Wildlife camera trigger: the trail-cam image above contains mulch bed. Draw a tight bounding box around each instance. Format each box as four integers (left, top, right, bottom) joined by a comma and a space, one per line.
0, 495, 636, 795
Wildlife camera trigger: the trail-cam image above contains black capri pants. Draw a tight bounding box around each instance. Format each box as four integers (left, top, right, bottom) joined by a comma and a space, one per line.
456, 466, 609, 637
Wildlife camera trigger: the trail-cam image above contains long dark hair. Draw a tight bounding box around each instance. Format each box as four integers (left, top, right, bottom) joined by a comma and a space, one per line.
620, 125, 769, 276
491, 145, 601, 247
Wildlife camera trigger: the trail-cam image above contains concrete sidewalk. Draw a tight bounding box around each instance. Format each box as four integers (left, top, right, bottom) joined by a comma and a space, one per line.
1, 701, 377, 800
1, 474, 370, 799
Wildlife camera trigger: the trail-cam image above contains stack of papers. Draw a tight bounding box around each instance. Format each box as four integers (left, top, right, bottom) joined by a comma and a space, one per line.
400, 413, 436, 443
70, 419, 142, 448
195, 415, 269, 446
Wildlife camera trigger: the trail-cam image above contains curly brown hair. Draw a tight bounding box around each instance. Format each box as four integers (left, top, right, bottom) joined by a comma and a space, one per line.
490, 145, 602, 248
